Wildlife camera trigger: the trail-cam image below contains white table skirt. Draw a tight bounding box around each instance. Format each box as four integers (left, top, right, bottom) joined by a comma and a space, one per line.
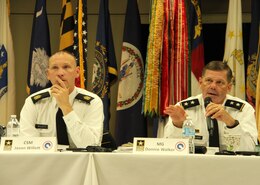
0, 152, 259, 185
0, 152, 90, 185
92, 153, 260, 185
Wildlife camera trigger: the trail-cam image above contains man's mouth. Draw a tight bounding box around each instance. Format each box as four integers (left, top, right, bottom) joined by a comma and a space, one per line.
207, 92, 218, 96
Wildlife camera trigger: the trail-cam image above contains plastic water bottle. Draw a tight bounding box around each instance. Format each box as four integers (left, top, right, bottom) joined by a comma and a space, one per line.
182, 117, 195, 154
6, 115, 20, 137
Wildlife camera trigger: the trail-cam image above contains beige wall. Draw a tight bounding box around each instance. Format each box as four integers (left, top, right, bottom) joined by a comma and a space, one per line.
10, 0, 251, 138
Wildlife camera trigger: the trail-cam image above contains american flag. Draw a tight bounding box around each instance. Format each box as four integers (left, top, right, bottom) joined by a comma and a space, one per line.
73, 0, 88, 89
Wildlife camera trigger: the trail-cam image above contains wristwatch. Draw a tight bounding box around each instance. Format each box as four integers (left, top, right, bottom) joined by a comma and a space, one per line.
227, 120, 239, 129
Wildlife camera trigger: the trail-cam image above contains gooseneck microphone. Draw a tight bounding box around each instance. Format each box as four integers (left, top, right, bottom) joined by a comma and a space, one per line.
204, 97, 214, 136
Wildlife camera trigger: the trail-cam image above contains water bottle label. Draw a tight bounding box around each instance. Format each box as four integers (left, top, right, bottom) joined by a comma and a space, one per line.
12, 128, 20, 137
183, 128, 195, 136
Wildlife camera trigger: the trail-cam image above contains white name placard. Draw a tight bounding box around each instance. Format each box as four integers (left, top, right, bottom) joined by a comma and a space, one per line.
0, 137, 57, 152
133, 137, 189, 154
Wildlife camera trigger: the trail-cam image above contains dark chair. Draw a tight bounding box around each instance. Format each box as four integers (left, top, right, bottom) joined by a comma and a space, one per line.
0, 125, 6, 142
101, 131, 117, 150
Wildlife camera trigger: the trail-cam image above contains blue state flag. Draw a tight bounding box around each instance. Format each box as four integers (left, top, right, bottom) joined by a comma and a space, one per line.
92, 0, 117, 131
27, 0, 51, 94
115, 0, 147, 146
246, 0, 260, 107
0, 0, 16, 124
0, 46, 7, 97
189, 0, 204, 96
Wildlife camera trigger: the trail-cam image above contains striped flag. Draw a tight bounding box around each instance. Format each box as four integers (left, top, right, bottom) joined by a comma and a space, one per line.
115, 0, 147, 146
189, 0, 204, 96
92, 0, 117, 131
223, 0, 245, 100
27, 0, 51, 94
170, 0, 189, 103
73, 0, 88, 88
0, 0, 16, 125
59, 0, 74, 53
246, 0, 260, 107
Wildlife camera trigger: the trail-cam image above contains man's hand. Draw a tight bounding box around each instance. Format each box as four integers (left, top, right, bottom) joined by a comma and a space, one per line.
164, 105, 187, 128
50, 77, 73, 115
205, 102, 236, 127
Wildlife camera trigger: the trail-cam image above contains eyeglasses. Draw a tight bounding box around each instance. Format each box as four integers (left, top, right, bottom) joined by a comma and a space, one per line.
202, 78, 229, 87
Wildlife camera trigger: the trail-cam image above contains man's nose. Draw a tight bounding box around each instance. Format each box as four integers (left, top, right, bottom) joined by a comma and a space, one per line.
57, 68, 65, 75
209, 81, 217, 89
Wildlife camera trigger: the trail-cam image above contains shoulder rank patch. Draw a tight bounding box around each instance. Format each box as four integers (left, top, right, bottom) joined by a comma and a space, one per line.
31, 92, 50, 104
224, 99, 245, 111
75, 93, 94, 104
180, 99, 200, 109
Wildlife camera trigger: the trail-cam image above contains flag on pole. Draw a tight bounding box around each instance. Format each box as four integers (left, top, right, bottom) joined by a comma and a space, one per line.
142, 0, 164, 116
143, 0, 189, 137
27, 0, 51, 94
169, 0, 189, 104
92, 0, 117, 131
115, 0, 147, 146
223, 0, 245, 100
73, 0, 88, 89
155, 0, 171, 138
59, 0, 74, 53
160, 0, 169, 116
143, 0, 189, 117
189, 0, 204, 96
255, 34, 260, 141
246, 0, 260, 107
0, 0, 16, 125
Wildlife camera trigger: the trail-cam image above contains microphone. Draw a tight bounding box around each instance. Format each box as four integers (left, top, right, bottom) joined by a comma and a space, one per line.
204, 97, 214, 136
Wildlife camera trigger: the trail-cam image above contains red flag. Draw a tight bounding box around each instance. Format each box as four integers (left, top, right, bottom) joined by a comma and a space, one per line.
170, 0, 189, 103
160, 0, 170, 115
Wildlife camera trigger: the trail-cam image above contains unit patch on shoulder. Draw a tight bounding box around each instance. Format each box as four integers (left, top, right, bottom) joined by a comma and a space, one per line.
75, 93, 94, 104
224, 99, 245, 111
31, 92, 50, 104
180, 99, 200, 109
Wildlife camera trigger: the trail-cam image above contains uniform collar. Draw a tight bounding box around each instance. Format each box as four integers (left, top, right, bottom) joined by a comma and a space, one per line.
69, 87, 78, 105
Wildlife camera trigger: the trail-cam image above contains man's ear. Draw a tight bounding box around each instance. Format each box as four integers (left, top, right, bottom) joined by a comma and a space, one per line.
227, 77, 234, 92
199, 77, 203, 86
227, 82, 232, 92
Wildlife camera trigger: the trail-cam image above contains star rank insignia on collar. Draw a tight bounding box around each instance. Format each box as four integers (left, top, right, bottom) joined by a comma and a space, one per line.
180, 98, 200, 109
224, 99, 245, 111
75, 93, 94, 104
31, 92, 50, 104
